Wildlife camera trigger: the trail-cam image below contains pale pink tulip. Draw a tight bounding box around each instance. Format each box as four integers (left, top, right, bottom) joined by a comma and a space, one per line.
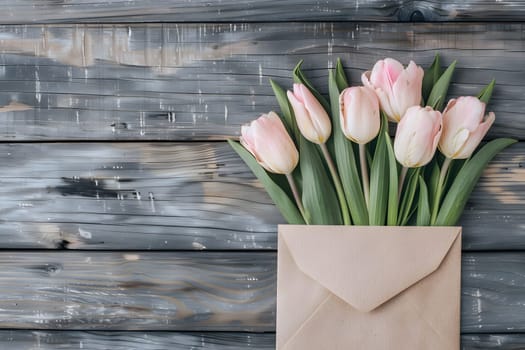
339, 86, 381, 144
287, 83, 332, 144
241, 111, 299, 174
362, 58, 424, 123
439, 96, 495, 159
394, 106, 442, 168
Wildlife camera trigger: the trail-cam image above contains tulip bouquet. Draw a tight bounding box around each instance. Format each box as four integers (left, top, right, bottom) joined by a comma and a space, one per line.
228, 56, 516, 226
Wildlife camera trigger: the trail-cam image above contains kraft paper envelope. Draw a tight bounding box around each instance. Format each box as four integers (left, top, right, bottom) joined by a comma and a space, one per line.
277, 225, 461, 350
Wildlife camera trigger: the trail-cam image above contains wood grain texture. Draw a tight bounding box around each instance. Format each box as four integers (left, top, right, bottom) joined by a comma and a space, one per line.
0, 251, 521, 333
462, 253, 525, 333
462, 334, 525, 349
0, 251, 276, 331
0, 331, 523, 349
0, 142, 522, 251
0, 331, 275, 349
0, 23, 524, 141
0, 0, 523, 23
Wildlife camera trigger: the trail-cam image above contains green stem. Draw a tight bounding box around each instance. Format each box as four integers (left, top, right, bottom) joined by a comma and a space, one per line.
359, 144, 370, 209
286, 173, 309, 225
430, 157, 453, 225
320, 143, 351, 225
398, 166, 409, 202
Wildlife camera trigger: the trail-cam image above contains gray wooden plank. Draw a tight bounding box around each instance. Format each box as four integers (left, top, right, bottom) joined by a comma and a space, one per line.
462, 253, 525, 333
0, 0, 523, 23
0, 332, 523, 349
0, 142, 522, 251
0, 251, 521, 333
0, 23, 523, 141
0, 331, 275, 349
462, 334, 525, 349
0, 251, 276, 331
0, 142, 280, 250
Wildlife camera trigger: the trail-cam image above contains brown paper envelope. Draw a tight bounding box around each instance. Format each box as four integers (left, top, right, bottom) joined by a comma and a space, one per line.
277, 225, 462, 350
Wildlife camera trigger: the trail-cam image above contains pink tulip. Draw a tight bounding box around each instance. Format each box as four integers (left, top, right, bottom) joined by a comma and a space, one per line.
339, 86, 381, 144
362, 58, 424, 123
287, 83, 332, 144
241, 111, 299, 174
439, 96, 495, 159
394, 106, 442, 168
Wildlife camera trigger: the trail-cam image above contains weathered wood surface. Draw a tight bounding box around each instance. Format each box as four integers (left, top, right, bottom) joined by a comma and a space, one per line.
0, 331, 276, 350
0, 142, 522, 251
0, 251, 276, 331
462, 334, 525, 349
0, 332, 522, 350
0, 0, 524, 23
462, 252, 525, 333
0, 23, 523, 141
0, 251, 521, 333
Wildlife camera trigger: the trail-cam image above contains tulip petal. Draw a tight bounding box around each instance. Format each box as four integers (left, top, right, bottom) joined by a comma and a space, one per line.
361, 71, 372, 87
240, 112, 299, 174
448, 128, 470, 159
454, 112, 495, 159
370, 58, 403, 93
448, 96, 486, 131
362, 72, 394, 119
339, 86, 381, 144
287, 90, 318, 143
391, 61, 424, 120
440, 96, 494, 159
394, 106, 442, 167
299, 84, 332, 142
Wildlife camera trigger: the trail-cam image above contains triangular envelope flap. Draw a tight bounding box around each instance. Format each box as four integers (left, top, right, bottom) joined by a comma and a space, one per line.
279, 225, 461, 312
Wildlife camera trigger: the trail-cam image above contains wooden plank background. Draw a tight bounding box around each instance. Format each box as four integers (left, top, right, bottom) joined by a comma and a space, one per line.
0, 0, 523, 23
0, 1, 524, 349
0, 251, 522, 333
0, 23, 524, 141
0, 142, 522, 251
0, 332, 523, 350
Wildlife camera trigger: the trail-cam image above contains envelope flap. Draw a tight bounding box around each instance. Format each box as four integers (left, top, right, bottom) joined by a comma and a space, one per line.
279, 225, 461, 312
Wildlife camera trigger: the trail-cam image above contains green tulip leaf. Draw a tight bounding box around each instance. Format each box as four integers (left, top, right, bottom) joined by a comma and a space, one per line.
417, 175, 431, 226
427, 160, 441, 216
228, 140, 305, 224
427, 60, 457, 111
335, 58, 349, 90
435, 138, 517, 226
270, 79, 301, 143
444, 158, 466, 193
369, 113, 389, 225
422, 54, 442, 104
299, 136, 343, 225
478, 79, 496, 105
384, 132, 399, 226
328, 69, 368, 225
398, 168, 420, 226
293, 60, 331, 113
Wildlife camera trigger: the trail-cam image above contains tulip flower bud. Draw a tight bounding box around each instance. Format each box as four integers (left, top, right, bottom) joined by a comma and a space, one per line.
439, 96, 495, 159
362, 58, 424, 123
339, 86, 381, 144
241, 111, 299, 174
394, 106, 442, 168
287, 83, 332, 144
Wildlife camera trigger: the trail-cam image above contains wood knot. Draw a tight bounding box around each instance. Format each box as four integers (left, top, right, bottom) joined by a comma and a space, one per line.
410, 10, 425, 22
397, 6, 433, 22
